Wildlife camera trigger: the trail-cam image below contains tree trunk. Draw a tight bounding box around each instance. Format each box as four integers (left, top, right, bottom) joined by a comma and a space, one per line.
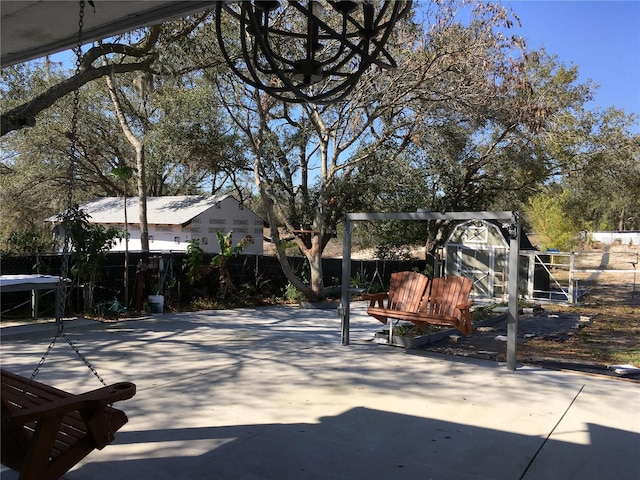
259, 188, 321, 302
619, 207, 625, 231
123, 194, 129, 308
252, 100, 321, 302
82, 282, 94, 313
306, 208, 326, 299
136, 148, 149, 252
217, 266, 237, 300
308, 246, 324, 299
104, 59, 149, 252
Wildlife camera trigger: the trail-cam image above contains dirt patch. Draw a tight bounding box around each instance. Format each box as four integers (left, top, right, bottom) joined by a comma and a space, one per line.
417, 293, 640, 380
418, 310, 588, 364
353, 243, 640, 379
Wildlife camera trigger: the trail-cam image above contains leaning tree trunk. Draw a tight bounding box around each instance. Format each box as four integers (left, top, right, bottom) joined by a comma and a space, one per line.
253, 119, 321, 301
308, 252, 324, 299
260, 190, 321, 302
135, 148, 149, 252
105, 60, 150, 252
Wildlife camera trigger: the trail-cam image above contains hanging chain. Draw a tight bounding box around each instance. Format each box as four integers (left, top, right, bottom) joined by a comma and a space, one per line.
57, 0, 85, 333
63, 333, 108, 386
30, 336, 59, 381
32, 1, 109, 388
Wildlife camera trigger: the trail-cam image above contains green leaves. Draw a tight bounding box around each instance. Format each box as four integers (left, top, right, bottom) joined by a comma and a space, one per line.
526, 190, 581, 251
183, 239, 205, 286
211, 230, 252, 300
59, 205, 124, 283
211, 230, 251, 267
109, 166, 137, 180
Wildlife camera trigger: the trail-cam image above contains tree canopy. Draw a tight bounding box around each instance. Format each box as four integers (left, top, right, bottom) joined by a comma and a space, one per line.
1, 1, 638, 300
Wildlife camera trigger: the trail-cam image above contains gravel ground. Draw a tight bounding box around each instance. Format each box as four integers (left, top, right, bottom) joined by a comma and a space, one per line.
417, 305, 640, 380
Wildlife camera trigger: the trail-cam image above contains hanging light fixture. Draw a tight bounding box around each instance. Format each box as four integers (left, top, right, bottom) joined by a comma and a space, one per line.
216, 1, 412, 104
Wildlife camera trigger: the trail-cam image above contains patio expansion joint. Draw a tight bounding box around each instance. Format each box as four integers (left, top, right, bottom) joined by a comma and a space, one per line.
518, 383, 586, 480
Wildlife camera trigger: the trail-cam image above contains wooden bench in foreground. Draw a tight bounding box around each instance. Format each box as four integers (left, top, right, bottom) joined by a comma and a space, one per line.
363, 272, 474, 337
1, 368, 136, 480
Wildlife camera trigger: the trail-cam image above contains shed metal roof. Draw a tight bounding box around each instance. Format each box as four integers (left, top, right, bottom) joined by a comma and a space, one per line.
447, 219, 536, 250
53, 195, 235, 226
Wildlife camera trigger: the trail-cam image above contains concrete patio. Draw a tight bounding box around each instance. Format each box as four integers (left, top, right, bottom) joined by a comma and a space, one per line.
1, 302, 638, 479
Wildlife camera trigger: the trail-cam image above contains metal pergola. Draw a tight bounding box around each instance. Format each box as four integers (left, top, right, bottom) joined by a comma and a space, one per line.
339, 211, 522, 371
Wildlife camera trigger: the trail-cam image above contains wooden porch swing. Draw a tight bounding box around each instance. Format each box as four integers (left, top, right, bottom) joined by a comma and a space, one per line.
1, 370, 136, 480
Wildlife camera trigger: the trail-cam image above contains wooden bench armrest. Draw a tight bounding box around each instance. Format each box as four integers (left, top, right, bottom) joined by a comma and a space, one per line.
456, 301, 474, 312
361, 292, 388, 308
361, 292, 387, 300
7, 382, 136, 424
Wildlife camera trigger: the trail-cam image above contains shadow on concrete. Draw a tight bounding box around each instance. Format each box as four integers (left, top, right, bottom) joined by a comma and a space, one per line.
2, 306, 639, 480
67, 407, 639, 480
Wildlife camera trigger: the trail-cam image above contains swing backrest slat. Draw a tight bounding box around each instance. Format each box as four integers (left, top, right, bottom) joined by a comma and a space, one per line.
1, 369, 136, 480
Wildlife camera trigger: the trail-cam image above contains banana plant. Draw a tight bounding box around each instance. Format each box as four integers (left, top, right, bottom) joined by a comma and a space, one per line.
211, 230, 252, 300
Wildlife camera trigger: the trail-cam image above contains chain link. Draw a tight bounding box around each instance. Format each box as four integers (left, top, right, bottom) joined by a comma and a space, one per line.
60, 0, 85, 296
56, 0, 85, 330
31, 1, 107, 388
30, 336, 58, 381
63, 334, 108, 386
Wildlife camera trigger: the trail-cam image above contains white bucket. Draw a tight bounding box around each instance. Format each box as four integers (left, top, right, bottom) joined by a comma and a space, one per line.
148, 295, 164, 314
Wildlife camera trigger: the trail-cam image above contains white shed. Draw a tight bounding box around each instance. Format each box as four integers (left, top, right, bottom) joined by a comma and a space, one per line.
444, 219, 540, 301
50, 195, 264, 255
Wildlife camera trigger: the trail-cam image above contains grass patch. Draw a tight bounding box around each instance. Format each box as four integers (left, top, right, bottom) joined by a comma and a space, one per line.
519, 304, 640, 366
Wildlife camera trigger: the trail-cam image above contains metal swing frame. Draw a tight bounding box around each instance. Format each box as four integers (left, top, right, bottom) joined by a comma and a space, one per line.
339, 210, 522, 371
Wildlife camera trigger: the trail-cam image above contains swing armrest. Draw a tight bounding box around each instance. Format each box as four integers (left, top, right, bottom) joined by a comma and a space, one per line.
5, 382, 136, 424
456, 301, 474, 312
361, 292, 388, 301
361, 292, 388, 308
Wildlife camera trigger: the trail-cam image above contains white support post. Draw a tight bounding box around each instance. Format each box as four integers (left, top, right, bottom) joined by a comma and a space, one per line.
527, 252, 535, 299
31, 289, 38, 319
569, 253, 576, 303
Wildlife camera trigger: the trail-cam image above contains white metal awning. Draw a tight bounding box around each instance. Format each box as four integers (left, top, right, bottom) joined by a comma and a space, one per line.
1, 1, 215, 66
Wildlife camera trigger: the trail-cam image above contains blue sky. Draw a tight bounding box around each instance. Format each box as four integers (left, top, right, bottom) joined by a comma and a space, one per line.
502, 0, 640, 128
48, 1, 639, 131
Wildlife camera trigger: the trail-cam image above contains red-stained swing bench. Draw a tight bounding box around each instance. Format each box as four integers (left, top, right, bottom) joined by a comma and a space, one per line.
1, 369, 136, 480
363, 272, 474, 337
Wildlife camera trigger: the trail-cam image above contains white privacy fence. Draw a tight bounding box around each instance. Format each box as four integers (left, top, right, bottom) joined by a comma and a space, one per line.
520, 249, 639, 303
587, 231, 640, 246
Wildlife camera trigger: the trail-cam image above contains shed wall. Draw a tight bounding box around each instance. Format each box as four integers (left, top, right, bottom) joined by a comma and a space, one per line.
445, 220, 509, 300
103, 197, 264, 254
